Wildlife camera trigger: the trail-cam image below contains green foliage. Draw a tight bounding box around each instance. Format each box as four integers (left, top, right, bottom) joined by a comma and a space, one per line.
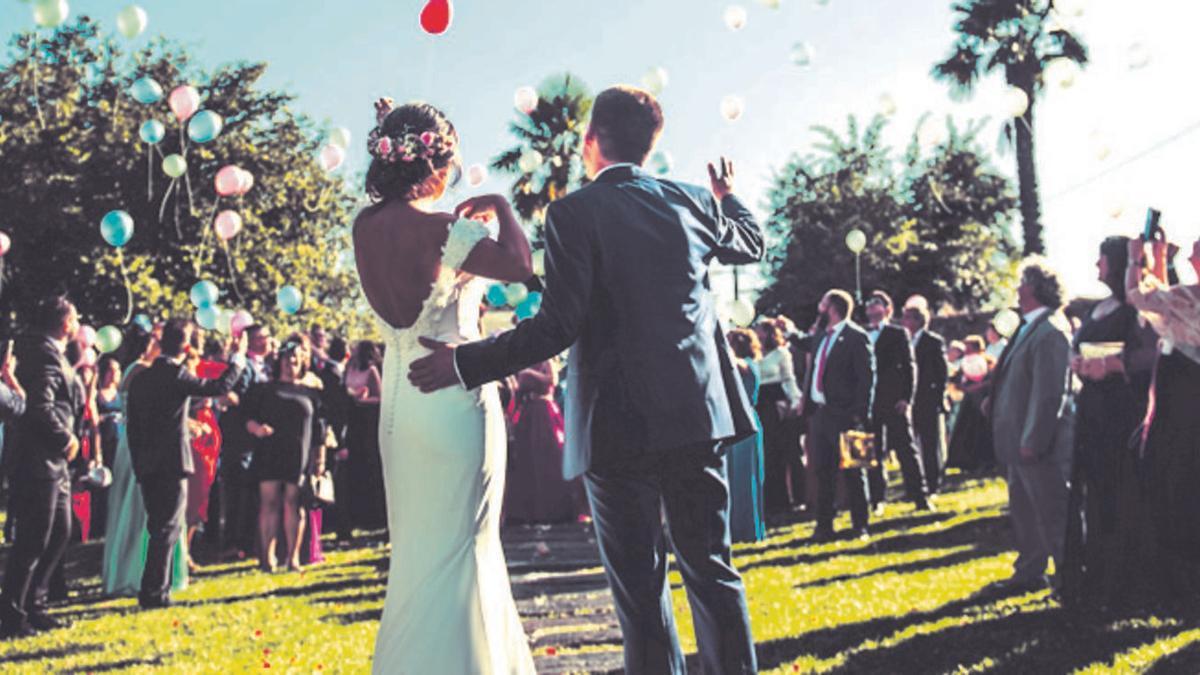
0, 18, 371, 338
757, 114, 1019, 324
491, 73, 591, 244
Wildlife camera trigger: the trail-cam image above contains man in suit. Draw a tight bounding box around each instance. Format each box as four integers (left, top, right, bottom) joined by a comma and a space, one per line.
902, 302, 950, 494
126, 319, 246, 609
989, 259, 1073, 592
411, 86, 761, 675
0, 296, 82, 638
802, 290, 876, 542
865, 291, 931, 512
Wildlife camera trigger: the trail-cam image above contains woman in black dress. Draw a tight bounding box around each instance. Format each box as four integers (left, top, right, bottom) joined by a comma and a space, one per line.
1060, 236, 1157, 607
244, 340, 325, 571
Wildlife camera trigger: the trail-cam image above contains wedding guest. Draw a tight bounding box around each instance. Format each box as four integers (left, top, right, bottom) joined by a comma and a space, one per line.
946, 340, 966, 376
321, 336, 354, 541
865, 291, 931, 513
243, 339, 325, 571
1059, 236, 1157, 606
503, 359, 586, 524
985, 324, 1008, 361
1126, 234, 1200, 603
213, 325, 267, 561
0, 296, 83, 638
902, 302, 950, 494
754, 319, 801, 515
947, 337, 997, 473
989, 259, 1073, 593
90, 356, 122, 539
281, 332, 330, 566
803, 290, 875, 542
102, 324, 188, 598
126, 319, 246, 609
345, 340, 385, 530
726, 328, 767, 543
185, 335, 230, 570
0, 343, 26, 444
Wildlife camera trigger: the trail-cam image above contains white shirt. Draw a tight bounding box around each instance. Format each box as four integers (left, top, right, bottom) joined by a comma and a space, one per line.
910, 328, 925, 349
759, 347, 801, 406
809, 320, 848, 406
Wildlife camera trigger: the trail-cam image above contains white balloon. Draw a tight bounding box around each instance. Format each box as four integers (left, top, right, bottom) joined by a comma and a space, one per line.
918, 117, 948, 150
992, 309, 1021, 338
518, 149, 544, 174
729, 299, 756, 328
466, 163, 488, 187
641, 67, 669, 95
328, 126, 352, 150
790, 41, 815, 67
845, 229, 867, 254
878, 93, 897, 117
116, 4, 147, 39
33, 0, 69, 27
1044, 58, 1078, 89
724, 5, 748, 31
1001, 86, 1029, 118
514, 86, 539, 115
961, 354, 989, 381
720, 95, 745, 122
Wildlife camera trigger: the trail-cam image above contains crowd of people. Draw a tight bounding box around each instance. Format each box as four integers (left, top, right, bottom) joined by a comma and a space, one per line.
0, 227, 1197, 637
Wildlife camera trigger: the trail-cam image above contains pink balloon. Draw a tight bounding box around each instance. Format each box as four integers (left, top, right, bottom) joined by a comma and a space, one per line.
319, 144, 345, 172
214, 210, 243, 240
230, 310, 254, 336
77, 324, 97, 349
0, 232, 10, 257
236, 167, 254, 194
215, 165, 242, 197
168, 85, 200, 123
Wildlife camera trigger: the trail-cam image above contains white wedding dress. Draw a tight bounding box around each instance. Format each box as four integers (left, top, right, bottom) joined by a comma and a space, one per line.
369, 217, 535, 674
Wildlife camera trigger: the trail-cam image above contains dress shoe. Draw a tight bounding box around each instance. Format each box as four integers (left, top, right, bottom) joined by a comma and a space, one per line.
872, 503, 886, 517
27, 613, 69, 631
914, 499, 936, 512
138, 596, 173, 610
989, 574, 1049, 595
809, 527, 835, 544
0, 618, 37, 640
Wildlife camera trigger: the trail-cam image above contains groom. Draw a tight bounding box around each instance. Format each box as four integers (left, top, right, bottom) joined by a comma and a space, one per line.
411, 85, 761, 674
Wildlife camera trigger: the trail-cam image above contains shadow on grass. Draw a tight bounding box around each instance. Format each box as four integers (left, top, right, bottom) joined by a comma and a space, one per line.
65, 655, 168, 673
791, 547, 991, 592
2, 643, 104, 665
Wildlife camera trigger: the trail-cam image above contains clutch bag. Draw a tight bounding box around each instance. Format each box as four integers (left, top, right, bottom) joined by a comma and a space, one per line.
839, 429, 878, 470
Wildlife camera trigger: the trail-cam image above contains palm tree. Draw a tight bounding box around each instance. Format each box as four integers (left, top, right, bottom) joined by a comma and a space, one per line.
933, 0, 1087, 255
491, 73, 592, 245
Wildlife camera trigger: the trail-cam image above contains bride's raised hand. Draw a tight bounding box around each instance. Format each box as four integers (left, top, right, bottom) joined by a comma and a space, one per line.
454, 194, 502, 223
374, 97, 396, 125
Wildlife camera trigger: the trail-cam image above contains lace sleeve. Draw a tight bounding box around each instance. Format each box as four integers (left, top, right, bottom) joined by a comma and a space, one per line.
442, 218, 491, 272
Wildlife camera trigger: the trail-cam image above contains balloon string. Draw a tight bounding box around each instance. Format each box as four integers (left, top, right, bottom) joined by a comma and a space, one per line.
116, 249, 133, 325
158, 179, 176, 223
184, 165, 197, 217
221, 238, 246, 306
147, 146, 153, 201
29, 40, 45, 130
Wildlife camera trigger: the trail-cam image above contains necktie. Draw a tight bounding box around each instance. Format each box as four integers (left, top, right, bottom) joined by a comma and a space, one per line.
815, 330, 835, 395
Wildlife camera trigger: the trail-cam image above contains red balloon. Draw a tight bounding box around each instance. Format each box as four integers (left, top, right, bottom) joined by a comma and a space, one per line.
420, 0, 452, 35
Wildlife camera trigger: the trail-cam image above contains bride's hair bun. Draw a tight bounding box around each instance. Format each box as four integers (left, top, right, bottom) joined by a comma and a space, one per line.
365, 102, 459, 202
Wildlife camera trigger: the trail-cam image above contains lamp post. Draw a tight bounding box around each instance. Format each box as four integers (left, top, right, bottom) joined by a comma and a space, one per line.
845, 228, 867, 305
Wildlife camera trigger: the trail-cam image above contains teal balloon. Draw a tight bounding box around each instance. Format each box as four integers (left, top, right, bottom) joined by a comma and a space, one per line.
99, 210, 134, 247
515, 291, 544, 320
527, 291, 543, 308
504, 283, 529, 307
276, 285, 303, 315
139, 119, 165, 144
96, 325, 123, 354
130, 77, 162, 104
186, 110, 223, 144
195, 305, 220, 331
133, 313, 153, 332
486, 284, 509, 307
189, 280, 219, 308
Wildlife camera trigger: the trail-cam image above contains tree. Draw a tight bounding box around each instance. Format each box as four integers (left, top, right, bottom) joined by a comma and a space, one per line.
757, 114, 1019, 325
491, 73, 591, 245
0, 18, 370, 338
933, 0, 1088, 256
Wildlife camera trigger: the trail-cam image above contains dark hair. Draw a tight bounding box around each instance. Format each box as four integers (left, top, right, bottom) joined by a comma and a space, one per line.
202, 336, 224, 360
328, 336, 348, 362
825, 289, 854, 321
365, 103, 460, 203
903, 304, 930, 328
272, 339, 305, 380
352, 340, 381, 371
160, 319, 192, 357
728, 328, 763, 361
964, 336, 986, 353
867, 290, 894, 313
589, 86, 665, 165
246, 323, 266, 338
753, 320, 786, 352
1100, 235, 1131, 302
1020, 257, 1067, 309
98, 354, 121, 387
31, 295, 74, 334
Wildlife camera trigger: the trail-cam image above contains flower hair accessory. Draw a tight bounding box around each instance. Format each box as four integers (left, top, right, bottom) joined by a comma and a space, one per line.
367, 124, 457, 165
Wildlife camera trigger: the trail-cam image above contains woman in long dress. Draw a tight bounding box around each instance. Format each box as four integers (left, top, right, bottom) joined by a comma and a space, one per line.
353, 99, 536, 673
754, 320, 801, 515
102, 326, 188, 597
726, 329, 767, 543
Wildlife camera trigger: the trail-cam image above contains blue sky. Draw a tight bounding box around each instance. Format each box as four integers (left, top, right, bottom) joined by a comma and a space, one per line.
4, 0, 1198, 302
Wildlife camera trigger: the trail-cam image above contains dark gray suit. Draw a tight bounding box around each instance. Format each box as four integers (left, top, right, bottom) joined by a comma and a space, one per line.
455, 165, 761, 675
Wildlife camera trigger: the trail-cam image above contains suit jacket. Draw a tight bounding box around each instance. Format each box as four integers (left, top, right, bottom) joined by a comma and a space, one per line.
126, 355, 244, 481
871, 323, 915, 418
802, 322, 876, 424
455, 165, 763, 479
991, 310, 1074, 465
912, 330, 949, 417
0, 335, 82, 482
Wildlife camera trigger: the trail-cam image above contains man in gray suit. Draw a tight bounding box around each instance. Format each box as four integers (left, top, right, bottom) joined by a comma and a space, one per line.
989, 258, 1074, 592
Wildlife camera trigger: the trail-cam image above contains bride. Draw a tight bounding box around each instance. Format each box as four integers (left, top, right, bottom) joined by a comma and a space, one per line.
352, 98, 536, 674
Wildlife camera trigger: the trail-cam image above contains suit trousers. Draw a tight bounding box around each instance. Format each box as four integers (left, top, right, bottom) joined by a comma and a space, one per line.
868, 408, 929, 506
0, 476, 71, 627
584, 442, 757, 675
913, 407, 946, 493
808, 406, 870, 532
1006, 459, 1071, 583
139, 476, 187, 605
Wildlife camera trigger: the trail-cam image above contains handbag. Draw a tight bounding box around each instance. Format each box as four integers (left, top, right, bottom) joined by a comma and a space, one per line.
838, 429, 878, 470
302, 469, 336, 507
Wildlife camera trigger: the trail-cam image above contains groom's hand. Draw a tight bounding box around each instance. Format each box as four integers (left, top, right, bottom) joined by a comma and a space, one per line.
707, 156, 736, 201
408, 337, 460, 393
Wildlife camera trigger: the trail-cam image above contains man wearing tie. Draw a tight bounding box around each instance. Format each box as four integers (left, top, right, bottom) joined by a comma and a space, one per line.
802, 290, 875, 542
126, 319, 247, 609
902, 302, 950, 494
865, 291, 931, 513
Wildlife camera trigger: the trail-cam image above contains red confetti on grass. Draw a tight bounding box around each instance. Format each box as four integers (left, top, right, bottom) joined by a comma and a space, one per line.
316, 665, 324, 671
546, 647, 557, 656
263, 649, 271, 656
253, 630, 263, 639
262, 662, 270, 669
172, 619, 180, 628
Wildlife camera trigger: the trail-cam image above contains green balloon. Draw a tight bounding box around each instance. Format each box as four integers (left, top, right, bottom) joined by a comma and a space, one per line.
162, 153, 187, 178
96, 325, 123, 354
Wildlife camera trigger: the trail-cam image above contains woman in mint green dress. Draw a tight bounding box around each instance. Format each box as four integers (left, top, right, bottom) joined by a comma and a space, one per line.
102, 328, 188, 597
726, 328, 767, 543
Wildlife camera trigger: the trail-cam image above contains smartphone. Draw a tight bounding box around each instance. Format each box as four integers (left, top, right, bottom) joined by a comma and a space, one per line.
1143, 208, 1162, 241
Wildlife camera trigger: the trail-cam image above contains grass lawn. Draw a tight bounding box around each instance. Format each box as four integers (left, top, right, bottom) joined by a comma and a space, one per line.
1, 474, 1199, 673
